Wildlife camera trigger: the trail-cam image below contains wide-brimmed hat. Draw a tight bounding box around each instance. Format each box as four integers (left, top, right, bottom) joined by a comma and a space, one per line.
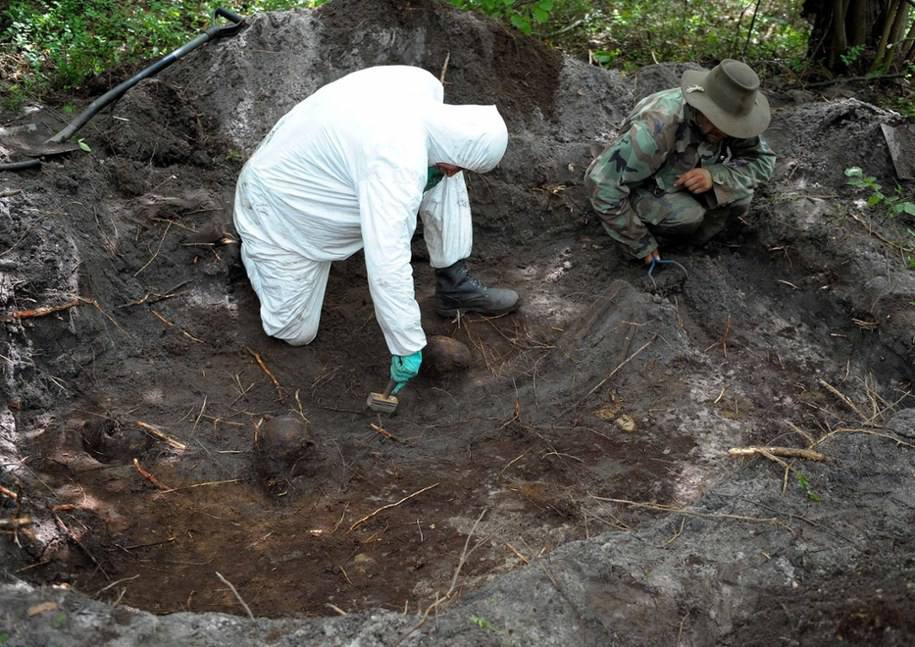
681, 59, 770, 139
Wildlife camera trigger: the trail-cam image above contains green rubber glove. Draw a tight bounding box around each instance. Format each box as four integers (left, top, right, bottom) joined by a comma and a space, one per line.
390, 351, 422, 394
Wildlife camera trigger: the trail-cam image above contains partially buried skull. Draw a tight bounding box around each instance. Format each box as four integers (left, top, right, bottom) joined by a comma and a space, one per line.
254, 415, 315, 493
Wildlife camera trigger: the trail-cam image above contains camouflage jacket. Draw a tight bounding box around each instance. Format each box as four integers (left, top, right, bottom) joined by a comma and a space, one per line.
585, 88, 776, 258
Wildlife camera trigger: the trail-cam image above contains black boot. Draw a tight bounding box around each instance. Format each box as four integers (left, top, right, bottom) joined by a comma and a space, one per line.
434, 260, 520, 317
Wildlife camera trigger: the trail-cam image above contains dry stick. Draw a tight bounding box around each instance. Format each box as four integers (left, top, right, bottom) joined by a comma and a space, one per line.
6, 298, 81, 320
215, 571, 255, 621
95, 574, 140, 596
505, 542, 529, 564
134, 221, 172, 276
245, 346, 286, 401
54, 513, 109, 580
157, 479, 241, 494
136, 421, 187, 451
785, 420, 816, 446
350, 483, 440, 531
439, 51, 451, 84
150, 310, 204, 343
193, 395, 208, 434
819, 379, 868, 420
728, 446, 827, 462
369, 421, 399, 442
116, 280, 191, 308
848, 211, 915, 254
396, 508, 488, 645
0, 516, 32, 529
558, 337, 655, 419
0, 485, 18, 500
590, 496, 790, 530
704, 315, 732, 355
814, 426, 915, 450
132, 458, 172, 491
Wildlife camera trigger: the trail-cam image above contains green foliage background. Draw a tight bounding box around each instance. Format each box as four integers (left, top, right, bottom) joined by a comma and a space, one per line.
0, 0, 821, 104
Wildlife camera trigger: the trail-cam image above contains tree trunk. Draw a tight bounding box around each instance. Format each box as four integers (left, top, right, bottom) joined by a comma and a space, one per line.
804, 0, 913, 73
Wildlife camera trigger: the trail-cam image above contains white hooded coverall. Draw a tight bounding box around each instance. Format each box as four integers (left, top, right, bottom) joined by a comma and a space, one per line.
233, 66, 508, 356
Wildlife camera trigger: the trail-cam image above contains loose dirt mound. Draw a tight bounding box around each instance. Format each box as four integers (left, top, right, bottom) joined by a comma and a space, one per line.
1, 0, 913, 645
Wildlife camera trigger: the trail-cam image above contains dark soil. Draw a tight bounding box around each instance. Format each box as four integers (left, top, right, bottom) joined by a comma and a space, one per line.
1, 0, 913, 645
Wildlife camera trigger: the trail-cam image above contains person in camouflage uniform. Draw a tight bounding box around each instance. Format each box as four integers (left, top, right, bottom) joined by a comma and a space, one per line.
585, 59, 776, 264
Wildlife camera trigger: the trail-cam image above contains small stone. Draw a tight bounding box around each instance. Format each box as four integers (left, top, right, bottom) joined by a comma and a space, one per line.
615, 415, 637, 433
562, 260, 573, 270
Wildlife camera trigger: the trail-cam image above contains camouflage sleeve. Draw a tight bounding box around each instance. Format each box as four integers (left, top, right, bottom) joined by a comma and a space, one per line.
705, 135, 776, 205
585, 121, 669, 259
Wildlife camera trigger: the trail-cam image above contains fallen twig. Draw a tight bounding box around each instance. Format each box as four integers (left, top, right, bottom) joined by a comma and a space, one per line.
156, 479, 241, 494
116, 280, 191, 308
848, 211, 915, 254
215, 571, 255, 620
439, 51, 450, 84
813, 426, 915, 450
395, 508, 487, 646
0, 516, 32, 529
0, 485, 18, 500
150, 310, 204, 343
132, 458, 172, 490
350, 483, 439, 531
590, 496, 790, 530
704, 315, 732, 356
505, 542, 529, 564
245, 346, 286, 401
819, 379, 867, 420
54, 513, 109, 579
558, 337, 655, 419
369, 421, 399, 442
95, 574, 140, 596
136, 421, 187, 451
5, 298, 81, 320
134, 221, 172, 276
728, 446, 827, 462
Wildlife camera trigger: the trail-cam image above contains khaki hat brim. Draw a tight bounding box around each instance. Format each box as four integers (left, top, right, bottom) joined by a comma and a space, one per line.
681, 68, 770, 139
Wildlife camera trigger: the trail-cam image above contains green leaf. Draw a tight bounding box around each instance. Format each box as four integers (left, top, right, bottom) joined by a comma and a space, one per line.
470, 615, 492, 630
509, 14, 531, 33
893, 202, 915, 216
538, 0, 555, 9
77, 138, 91, 153
532, 7, 549, 23
844, 166, 863, 177
866, 193, 883, 206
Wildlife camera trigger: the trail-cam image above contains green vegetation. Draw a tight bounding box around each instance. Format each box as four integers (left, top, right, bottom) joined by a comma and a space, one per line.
470, 614, 494, 630
451, 0, 811, 73
0, 0, 911, 107
0, 1, 325, 101
844, 167, 915, 218
795, 472, 822, 503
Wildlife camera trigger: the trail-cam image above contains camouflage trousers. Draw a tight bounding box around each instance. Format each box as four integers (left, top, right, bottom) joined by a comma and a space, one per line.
602, 186, 753, 257
633, 186, 751, 244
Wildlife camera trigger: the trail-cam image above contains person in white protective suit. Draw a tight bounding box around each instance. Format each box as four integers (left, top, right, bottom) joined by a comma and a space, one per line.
233, 66, 520, 393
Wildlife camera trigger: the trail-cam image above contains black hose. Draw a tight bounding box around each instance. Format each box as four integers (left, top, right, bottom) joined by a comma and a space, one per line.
0, 159, 41, 172
48, 8, 245, 144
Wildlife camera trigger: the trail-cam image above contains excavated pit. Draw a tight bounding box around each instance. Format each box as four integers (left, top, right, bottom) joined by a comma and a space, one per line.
1, 1, 913, 645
